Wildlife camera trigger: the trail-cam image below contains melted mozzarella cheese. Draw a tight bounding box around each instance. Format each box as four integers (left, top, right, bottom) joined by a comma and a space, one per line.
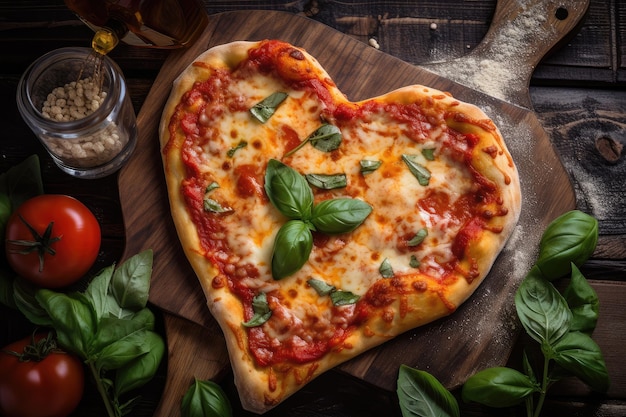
195, 71, 475, 344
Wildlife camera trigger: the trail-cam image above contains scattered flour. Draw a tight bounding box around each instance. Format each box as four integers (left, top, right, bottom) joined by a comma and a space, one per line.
428, 2, 550, 103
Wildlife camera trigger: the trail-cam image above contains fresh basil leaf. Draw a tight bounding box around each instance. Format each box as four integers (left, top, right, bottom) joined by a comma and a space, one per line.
310, 198, 372, 234
115, 330, 165, 396
91, 314, 154, 353
408, 228, 428, 246
402, 154, 431, 186
242, 292, 272, 327
203, 182, 229, 213
515, 267, 571, 349
461, 367, 538, 408
206, 182, 220, 193
227, 140, 247, 157
271, 220, 313, 279
309, 124, 342, 152
305, 173, 347, 190
563, 263, 599, 334
204, 198, 232, 214
409, 255, 420, 268
131, 307, 157, 331
308, 278, 359, 306
265, 159, 314, 220
95, 328, 152, 372
380, 258, 394, 278
0, 193, 10, 247
105, 293, 135, 319
250, 92, 287, 123
13, 277, 52, 326
111, 250, 153, 311
0, 154, 44, 212
552, 331, 609, 392
536, 210, 598, 280
330, 290, 360, 306
84, 264, 115, 321
422, 148, 436, 161
397, 364, 460, 417
36, 290, 96, 357
360, 159, 382, 175
521, 350, 537, 385
181, 378, 232, 417
308, 278, 336, 296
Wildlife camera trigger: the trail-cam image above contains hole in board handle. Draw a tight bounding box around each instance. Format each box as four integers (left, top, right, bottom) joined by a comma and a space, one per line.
555, 6, 569, 20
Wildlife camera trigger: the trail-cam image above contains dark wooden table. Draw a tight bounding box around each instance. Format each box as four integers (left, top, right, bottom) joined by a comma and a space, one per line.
1, 1, 624, 416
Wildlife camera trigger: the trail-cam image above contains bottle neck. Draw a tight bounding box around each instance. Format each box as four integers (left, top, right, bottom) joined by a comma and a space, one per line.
91, 19, 127, 55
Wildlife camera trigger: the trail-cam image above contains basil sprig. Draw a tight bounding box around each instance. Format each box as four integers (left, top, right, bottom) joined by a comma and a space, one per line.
13, 251, 165, 417
265, 159, 372, 279
396, 210, 608, 417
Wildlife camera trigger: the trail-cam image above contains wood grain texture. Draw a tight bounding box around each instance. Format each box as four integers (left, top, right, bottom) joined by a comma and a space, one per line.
530, 86, 626, 258
152, 315, 229, 417
119, 2, 576, 399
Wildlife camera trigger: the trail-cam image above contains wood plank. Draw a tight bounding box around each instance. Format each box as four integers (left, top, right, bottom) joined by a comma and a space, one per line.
0, 0, 623, 85
529, 86, 626, 257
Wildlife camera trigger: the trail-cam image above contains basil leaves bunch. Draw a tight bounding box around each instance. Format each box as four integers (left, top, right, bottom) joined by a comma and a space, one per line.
13, 250, 165, 417
265, 159, 372, 279
396, 210, 608, 417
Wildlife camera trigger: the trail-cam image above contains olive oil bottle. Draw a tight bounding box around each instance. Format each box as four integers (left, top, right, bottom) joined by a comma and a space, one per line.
65, 0, 208, 54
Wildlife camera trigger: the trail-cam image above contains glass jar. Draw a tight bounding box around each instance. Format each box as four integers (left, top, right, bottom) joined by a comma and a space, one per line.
17, 47, 137, 179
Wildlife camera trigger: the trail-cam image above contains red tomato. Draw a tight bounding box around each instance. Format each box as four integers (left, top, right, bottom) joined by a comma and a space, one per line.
5, 194, 101, 288
0, 333, 85, 417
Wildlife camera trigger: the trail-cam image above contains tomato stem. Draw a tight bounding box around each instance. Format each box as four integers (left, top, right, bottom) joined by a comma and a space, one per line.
2, 331, 58, 362
88, 360, 119, 417
7, 215, 61, 272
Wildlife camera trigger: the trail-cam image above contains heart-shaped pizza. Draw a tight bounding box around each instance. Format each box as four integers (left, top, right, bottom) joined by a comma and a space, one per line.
159, 39, 521, 414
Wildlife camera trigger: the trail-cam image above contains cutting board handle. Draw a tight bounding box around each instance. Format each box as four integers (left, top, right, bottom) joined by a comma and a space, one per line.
424, 0, 590, 108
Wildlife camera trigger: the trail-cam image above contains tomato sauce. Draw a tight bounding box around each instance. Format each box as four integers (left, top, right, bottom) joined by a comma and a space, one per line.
171, 39, 509, 368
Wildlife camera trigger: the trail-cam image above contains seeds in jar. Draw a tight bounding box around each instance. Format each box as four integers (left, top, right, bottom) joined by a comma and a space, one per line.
41, 77, 105, 121
46, 124, 125, 168
40, 77, 128, 168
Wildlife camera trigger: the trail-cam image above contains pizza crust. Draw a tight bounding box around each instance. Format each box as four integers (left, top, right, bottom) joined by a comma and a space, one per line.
159, 40, 521, 414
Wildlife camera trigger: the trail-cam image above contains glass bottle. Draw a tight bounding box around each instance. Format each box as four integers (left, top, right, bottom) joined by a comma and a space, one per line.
17, 47, 137, 179
64, 0, 208, 53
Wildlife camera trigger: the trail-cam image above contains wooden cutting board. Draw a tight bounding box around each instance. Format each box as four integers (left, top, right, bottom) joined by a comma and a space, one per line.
118, 0, 587, 412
